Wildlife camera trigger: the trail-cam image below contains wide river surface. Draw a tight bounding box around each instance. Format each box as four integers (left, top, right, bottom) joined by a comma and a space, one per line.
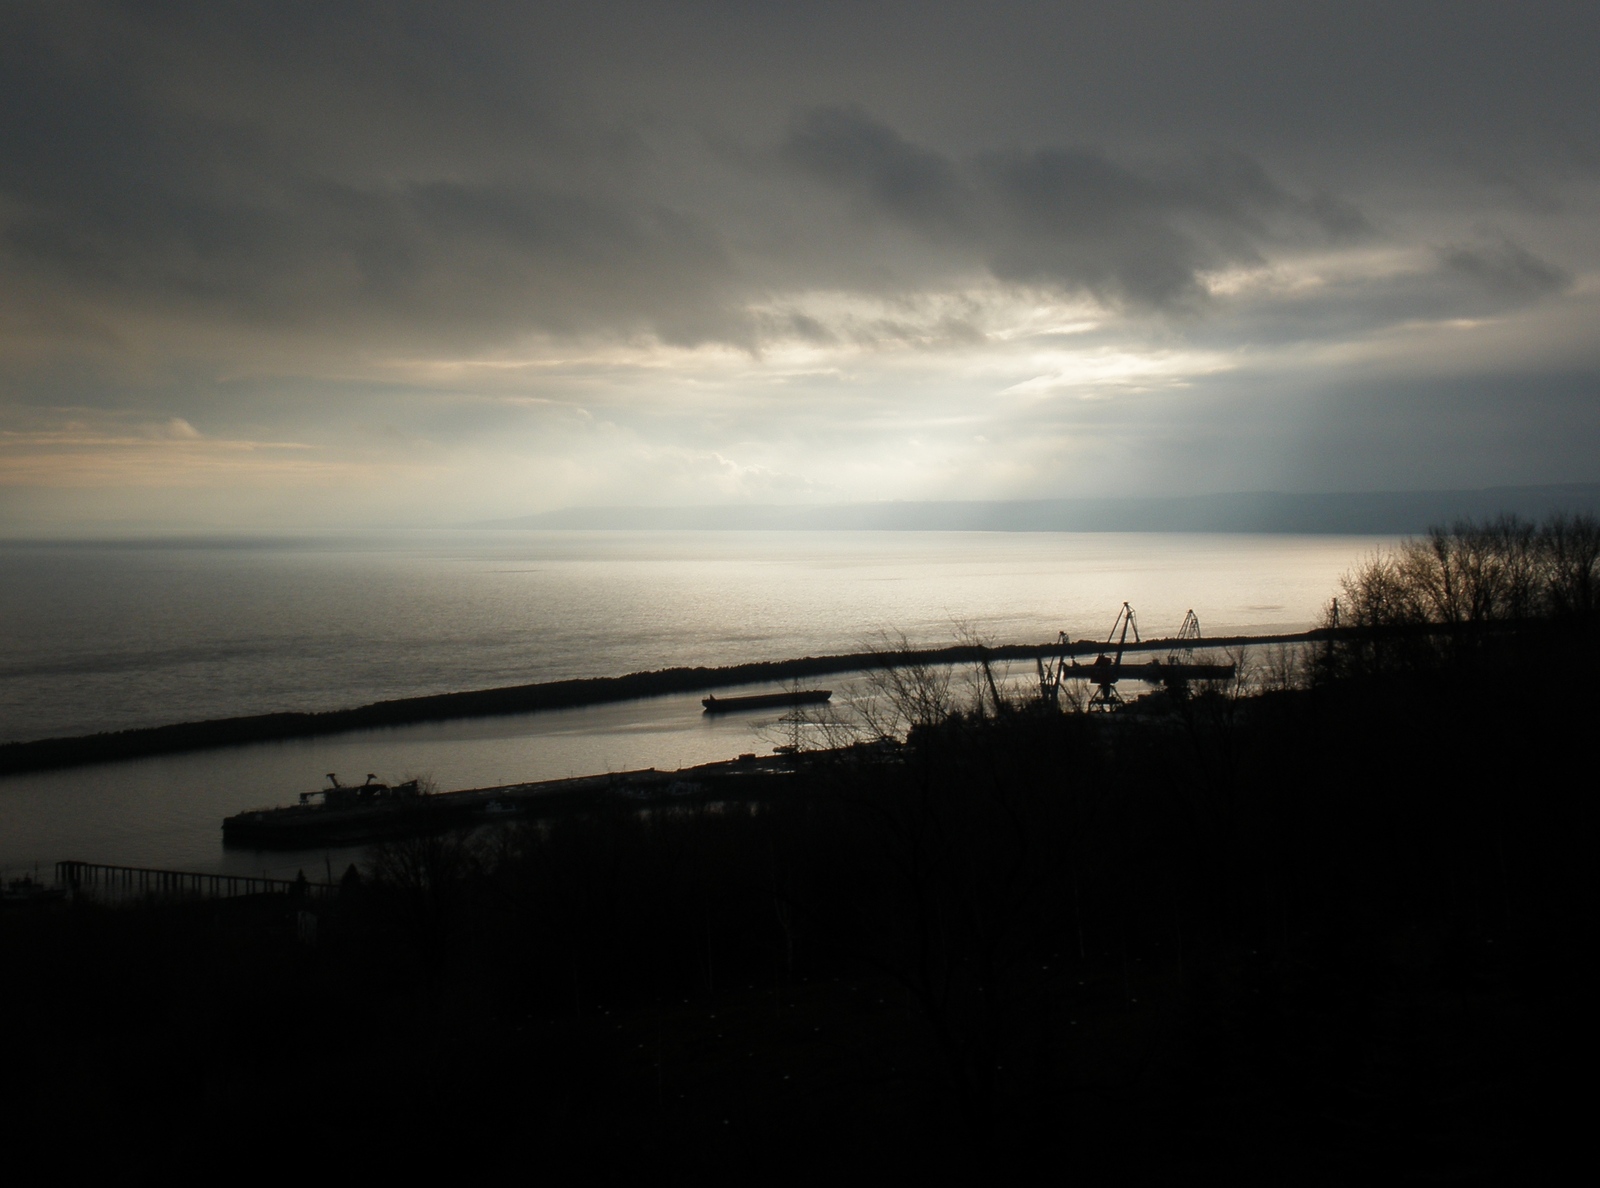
0, 529, 1385, 877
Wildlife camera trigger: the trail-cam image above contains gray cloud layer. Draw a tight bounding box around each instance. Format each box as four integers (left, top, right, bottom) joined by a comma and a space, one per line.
1, 1, 1597, 527
784, 106, 1357, 307
4, 2, 1590, 344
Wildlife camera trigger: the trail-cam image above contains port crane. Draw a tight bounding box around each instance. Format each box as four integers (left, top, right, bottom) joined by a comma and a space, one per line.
1086, 601, 1139, 711
1167, 609, 1201, 666
1036, 601, 1141, 711
1037, 604, 1225, 711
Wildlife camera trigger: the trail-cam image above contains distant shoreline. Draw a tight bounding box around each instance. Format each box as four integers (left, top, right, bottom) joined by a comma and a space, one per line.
5, 485, 1596, 542
475, 485, 1600, 535
0, 630, 1330, 775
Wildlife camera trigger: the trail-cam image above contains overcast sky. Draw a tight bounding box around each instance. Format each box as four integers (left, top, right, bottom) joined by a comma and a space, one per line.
2, 1, 1597, 531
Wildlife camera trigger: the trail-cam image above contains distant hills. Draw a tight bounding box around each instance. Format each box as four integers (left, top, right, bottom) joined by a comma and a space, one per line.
476, 485, 1600, 535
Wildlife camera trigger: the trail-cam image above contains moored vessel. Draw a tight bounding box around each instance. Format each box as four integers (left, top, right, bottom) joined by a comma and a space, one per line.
701, 689, 831, 714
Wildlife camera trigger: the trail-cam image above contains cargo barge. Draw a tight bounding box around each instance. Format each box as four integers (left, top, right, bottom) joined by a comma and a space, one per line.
701, 689, 831, 714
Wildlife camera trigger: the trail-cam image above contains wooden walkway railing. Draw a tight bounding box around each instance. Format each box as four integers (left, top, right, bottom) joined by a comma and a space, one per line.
56, 860, 338, 901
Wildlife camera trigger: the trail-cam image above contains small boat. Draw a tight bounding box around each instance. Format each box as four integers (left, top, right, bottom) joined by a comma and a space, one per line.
701, 689, 831, 714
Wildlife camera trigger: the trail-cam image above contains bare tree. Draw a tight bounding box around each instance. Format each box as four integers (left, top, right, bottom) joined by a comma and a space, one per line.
855, 630, 956, 741
1542, 513, 1600, 616
1256, 641, 1307, 693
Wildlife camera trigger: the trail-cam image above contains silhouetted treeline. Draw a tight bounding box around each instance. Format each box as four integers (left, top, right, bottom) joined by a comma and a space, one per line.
1, 525, 1591, 1179
1338, 513, 1600, 626
1317, 513, 1600, 678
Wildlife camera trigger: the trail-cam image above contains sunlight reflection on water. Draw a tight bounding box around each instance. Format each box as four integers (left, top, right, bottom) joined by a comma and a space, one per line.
0, 529, 1386, 872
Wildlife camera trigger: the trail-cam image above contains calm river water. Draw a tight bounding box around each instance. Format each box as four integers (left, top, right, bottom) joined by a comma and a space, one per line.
0, 529, 1385, 876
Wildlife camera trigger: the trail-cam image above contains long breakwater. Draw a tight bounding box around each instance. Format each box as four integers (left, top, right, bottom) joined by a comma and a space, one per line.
0, 628, 1340, 775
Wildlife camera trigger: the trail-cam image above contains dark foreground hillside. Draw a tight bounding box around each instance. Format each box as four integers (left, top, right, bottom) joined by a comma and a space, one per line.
4, 519, 1593, 1182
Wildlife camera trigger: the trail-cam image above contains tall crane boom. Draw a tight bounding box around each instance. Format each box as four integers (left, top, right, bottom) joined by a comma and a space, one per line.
1086, 602, 1138, 712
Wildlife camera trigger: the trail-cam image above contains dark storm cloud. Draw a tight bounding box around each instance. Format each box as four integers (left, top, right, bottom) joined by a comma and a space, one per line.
782, 106, 1370, 308
782, 106, 971, 234
1174, 235, 1577, 354
783, 110, 1174, 305
4, 0, 1591, 360
0, 1, 751, 349
1440, 238, 1571, 302
981, 146, 1364, 307
0, 5, 729, 354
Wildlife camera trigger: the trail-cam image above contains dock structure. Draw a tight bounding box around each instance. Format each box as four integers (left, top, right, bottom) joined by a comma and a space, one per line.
223, 754, 798, 850
55, 860, 337, 903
